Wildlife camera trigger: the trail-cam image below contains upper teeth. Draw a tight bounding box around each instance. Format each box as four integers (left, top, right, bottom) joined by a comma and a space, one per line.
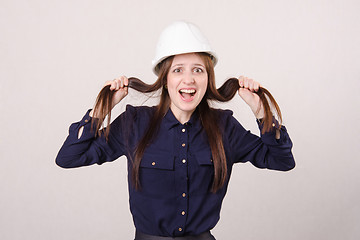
180, 89, 196, 94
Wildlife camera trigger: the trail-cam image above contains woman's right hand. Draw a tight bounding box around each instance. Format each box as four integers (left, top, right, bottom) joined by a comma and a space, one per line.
90, 76, 129, 118
106, 76, 129, 108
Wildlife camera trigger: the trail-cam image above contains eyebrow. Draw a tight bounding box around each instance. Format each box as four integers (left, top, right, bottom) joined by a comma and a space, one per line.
171, 63, 205, 68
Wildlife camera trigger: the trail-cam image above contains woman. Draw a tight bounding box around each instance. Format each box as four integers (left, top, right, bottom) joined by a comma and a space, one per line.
56, 21, 295, 240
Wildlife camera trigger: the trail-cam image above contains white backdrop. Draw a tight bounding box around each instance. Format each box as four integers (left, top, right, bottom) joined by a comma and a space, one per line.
1, 0, 359, 239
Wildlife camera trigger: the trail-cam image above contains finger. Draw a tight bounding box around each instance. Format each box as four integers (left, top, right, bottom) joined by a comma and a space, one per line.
105, 80, 112, 89
243, 77, 249, 89
123, 76, 129, 87
109, 79, 116, 90
120, 76, 124, 88
247, 78, 255, 92
254, 81, 260, 92
238, 76, 244, 88
112, 79, 119, 91
111, 79, 117, 90
115, 78, 121, 90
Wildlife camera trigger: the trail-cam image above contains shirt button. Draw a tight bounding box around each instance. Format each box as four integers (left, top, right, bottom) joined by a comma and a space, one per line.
182, 159, 186, 164
272, 123, 276, 127
179, 228, 183, 232
182, 128, 186, 133
85, 119, 89, 123
182, 193, 186, 197
181, 211, 186, 215
182, 143, 186, 147
152, 162, 156, 166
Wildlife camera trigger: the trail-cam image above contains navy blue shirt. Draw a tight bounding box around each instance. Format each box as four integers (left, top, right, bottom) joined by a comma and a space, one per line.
56, 105, 295, 237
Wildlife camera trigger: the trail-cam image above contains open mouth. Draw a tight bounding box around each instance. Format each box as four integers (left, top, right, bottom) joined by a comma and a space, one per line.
179, 89, 196, 101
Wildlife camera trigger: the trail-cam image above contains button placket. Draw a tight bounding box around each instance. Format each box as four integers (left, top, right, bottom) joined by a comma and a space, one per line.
176, 124, 189, 236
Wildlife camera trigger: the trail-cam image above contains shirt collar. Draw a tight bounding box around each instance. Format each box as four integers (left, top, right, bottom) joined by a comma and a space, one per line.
163, 107, 201, 130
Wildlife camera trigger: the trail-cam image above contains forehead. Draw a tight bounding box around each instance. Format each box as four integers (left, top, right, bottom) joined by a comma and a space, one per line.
171, 53, 205, 66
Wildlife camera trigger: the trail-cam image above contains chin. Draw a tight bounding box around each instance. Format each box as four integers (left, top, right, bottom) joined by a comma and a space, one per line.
174, 101, 197, 112
179, 105, 197, 112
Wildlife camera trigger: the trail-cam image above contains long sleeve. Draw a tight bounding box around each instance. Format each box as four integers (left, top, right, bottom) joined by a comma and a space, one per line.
224, 110, 295, 171
55, 106, 136, 168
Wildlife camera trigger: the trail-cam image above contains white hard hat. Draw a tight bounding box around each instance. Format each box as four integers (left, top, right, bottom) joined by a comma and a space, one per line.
152, 21, 218, 75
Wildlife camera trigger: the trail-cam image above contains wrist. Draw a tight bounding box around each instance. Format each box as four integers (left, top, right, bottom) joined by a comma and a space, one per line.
253, 108, 265, 119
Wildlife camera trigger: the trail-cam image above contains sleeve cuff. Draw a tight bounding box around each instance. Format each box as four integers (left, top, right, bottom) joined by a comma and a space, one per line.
68, 109, 99, 141
256, 117, 287, 145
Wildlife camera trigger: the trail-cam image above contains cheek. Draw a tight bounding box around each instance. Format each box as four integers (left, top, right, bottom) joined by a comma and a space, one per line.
166, 76, 176, 90
166, 79, 178, 98
199, 77, 208, 93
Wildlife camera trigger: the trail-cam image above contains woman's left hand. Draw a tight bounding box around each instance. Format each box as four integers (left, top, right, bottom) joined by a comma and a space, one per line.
238, 76, 265, 119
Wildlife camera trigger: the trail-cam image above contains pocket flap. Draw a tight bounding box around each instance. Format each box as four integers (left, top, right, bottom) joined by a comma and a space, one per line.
140, 152, 174, 170
194, 149, 213, 166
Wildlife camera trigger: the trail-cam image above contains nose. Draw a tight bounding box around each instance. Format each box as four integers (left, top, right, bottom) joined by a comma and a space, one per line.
183, 71, 195, 84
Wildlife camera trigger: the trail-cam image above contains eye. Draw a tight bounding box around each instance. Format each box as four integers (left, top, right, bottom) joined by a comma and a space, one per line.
193, 67, 204, 73
173, 68, 181, 73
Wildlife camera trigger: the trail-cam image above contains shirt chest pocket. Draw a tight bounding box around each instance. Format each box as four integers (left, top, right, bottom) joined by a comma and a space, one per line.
139, 152, 175, 197
193, 149, 214, 166
190, 149, 215, 192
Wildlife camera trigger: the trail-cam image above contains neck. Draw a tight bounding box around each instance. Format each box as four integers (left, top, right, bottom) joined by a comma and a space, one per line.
170, 105, 194, 124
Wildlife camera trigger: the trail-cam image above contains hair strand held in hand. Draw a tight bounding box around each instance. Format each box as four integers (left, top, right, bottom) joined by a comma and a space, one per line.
217, 78, 282, 134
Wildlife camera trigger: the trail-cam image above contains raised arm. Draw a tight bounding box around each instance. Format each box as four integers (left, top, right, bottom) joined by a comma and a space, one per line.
55, 76, 131, 168
225, 77, 295, 170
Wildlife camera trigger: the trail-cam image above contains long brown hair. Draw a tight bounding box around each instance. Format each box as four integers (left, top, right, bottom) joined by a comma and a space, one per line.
92, 53, 282, 192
